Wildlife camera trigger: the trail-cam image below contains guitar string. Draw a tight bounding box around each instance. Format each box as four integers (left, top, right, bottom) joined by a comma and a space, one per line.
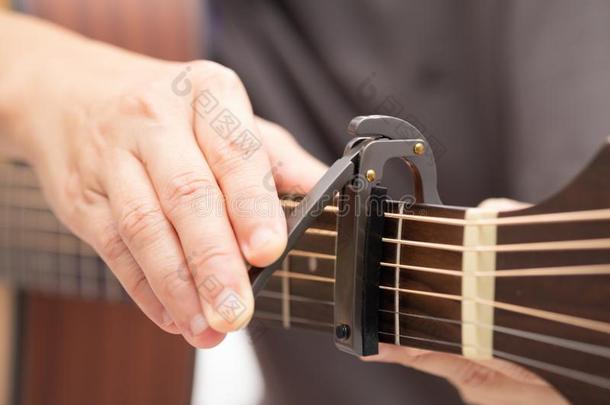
256, 294, 610, 390
290, 247, 610, 278
304, 228, 610, 253
280, 199, 610, 227
270, 269, 610, 336
259, 289, 610, 360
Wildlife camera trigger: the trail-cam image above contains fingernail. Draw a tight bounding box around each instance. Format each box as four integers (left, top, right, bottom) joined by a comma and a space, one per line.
213, 288, 251, 327
190, 313, 208, 336
248, 227, 278, 253
161, 310, 174, 327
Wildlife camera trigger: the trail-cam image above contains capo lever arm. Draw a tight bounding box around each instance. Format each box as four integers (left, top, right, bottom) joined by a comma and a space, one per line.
249, 155, 355, 295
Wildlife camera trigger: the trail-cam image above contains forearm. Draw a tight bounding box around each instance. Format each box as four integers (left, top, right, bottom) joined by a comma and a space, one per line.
0, 10, 159, 161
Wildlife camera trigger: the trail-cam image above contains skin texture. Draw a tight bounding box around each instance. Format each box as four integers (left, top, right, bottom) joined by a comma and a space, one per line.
0, 11, 567, 404
0, 11, 326, 347
363, 344, 568, 405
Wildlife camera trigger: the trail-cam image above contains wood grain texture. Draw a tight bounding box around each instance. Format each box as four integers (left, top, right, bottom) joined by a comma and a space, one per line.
17, 292, 195, 405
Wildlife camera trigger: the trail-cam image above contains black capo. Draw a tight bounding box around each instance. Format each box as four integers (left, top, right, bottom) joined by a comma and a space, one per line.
249, 115, 442, 356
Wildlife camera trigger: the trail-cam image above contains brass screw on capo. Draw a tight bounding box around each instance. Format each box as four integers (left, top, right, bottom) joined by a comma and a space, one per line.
413, 142, 425, 155
366, 169, 376, 182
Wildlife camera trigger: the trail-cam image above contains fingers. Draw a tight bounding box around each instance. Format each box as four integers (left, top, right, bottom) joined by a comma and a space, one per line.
191, 67, 287, 267
136, 123, 254, 333
80, 196, 180, 335
101, 149, 225, 347
255, 117, 327, 194
365, 344, 567, 404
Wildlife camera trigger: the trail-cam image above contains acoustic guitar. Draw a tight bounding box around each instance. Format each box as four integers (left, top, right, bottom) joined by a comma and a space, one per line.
2, 134, 610, 404
1, 2, 610, 405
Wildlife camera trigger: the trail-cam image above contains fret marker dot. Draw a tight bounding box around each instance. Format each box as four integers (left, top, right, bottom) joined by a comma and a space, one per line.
308, 257, 318, 272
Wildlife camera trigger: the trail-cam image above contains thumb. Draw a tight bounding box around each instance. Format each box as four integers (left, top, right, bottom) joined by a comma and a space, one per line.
255, 117, 327, 194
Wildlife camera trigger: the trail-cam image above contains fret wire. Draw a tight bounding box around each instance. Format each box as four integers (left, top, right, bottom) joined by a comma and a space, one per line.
281, 257, 290, 329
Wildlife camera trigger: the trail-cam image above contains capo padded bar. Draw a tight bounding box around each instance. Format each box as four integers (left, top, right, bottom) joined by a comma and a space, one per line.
334, 185, 388, 356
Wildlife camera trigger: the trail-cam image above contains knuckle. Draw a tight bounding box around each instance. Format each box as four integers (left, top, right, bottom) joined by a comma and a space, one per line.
97, 225, 129, 262
211, 148, 245, 178
164, 171, 222, 215
118, 88, 182, 127
118, 200, 165, 245
123, 269, 150, 300
189, 246, 234, 285
160, 269, 191, 301
118, 90, 163, 121
198, 62, 242, 89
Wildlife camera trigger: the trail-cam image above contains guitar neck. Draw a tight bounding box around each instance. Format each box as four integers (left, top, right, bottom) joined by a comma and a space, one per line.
2, 159, 610, 404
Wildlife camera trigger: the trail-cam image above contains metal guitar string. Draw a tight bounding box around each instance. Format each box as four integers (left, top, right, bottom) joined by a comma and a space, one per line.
257, 289, 610, 391
272, 264, 610, 336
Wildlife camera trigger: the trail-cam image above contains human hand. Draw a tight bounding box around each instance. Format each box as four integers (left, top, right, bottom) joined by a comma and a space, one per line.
3, 27, 325, 348
363, 344, 567, 404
